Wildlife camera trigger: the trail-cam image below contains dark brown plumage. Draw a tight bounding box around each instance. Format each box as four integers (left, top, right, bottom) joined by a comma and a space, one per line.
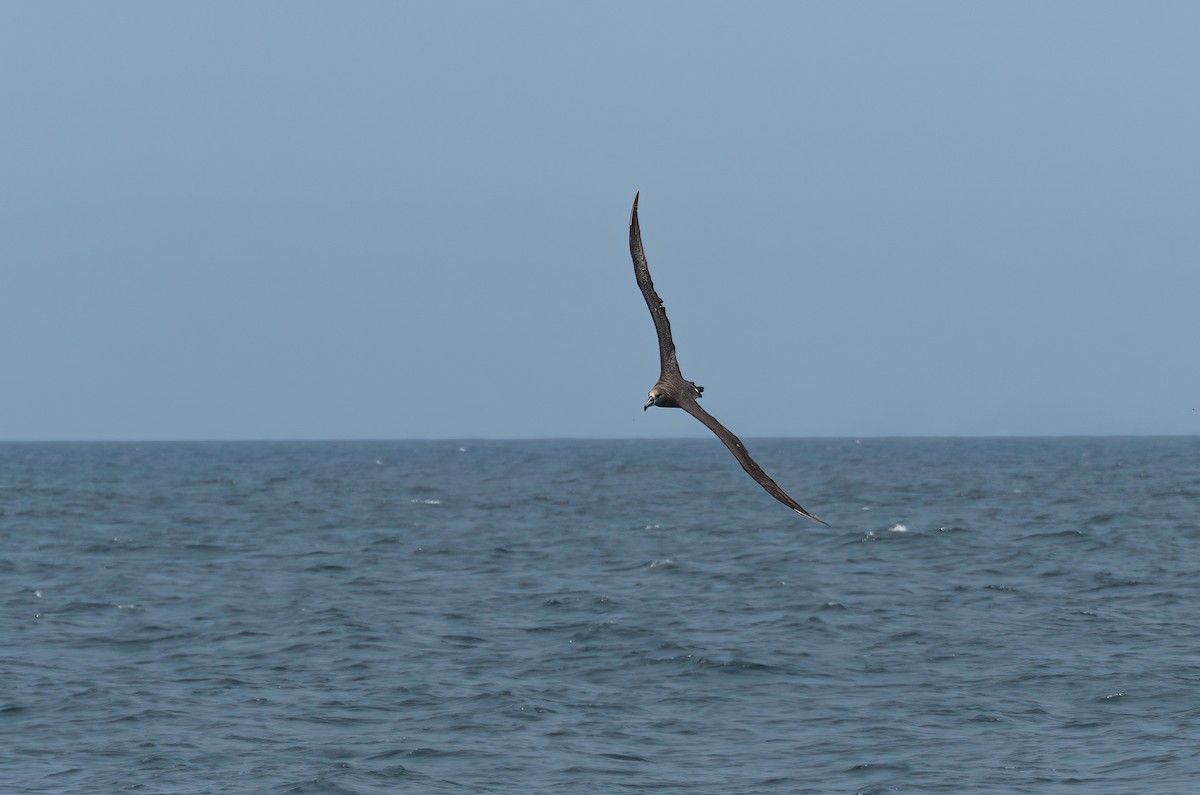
630, 192, 827, 524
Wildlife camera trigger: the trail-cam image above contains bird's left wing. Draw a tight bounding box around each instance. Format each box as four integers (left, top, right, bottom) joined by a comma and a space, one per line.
630, 193, 682, 378
679, 397, 828, 524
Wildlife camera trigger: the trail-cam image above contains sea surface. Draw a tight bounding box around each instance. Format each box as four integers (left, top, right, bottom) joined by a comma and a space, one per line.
2, 437, 1199, 794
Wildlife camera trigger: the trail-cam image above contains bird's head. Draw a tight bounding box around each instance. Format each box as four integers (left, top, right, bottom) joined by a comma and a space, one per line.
644, 390, 662, 411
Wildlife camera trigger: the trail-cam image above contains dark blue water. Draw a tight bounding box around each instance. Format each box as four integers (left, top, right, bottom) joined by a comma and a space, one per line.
2, 437, 1199, 793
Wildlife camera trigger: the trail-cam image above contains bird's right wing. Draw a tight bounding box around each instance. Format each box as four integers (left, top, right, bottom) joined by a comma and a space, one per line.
630, 193, 681, 378
679, 397, 828, 524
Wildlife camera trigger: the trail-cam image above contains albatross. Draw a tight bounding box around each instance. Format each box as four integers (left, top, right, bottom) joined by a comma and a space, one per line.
629, 192, 827, 524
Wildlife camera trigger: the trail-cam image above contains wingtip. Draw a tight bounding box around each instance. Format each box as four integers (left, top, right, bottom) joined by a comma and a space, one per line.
794, 508, 831, 526
633, 191, 640, 212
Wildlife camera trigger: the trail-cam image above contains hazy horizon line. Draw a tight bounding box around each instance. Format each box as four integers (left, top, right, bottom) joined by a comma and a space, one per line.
2, 433, 1196, 445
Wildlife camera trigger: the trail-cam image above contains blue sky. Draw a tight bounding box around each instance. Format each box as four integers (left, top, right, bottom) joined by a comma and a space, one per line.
2, 2, 1197, 440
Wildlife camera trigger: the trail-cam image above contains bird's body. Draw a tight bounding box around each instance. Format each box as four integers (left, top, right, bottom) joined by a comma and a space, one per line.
630, 193, 827, 524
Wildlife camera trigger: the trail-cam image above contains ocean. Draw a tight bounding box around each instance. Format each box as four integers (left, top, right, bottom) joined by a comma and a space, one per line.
2, 437, 1199, 793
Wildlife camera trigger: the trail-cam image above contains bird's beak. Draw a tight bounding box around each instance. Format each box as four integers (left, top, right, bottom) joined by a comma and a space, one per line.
643, 397, 654, 411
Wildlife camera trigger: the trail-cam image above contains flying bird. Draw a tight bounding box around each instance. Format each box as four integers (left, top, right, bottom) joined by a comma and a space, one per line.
629, 192, 827, 524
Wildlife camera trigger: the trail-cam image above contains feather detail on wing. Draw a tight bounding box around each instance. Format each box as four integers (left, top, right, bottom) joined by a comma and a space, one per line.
679, 397, 828, 525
